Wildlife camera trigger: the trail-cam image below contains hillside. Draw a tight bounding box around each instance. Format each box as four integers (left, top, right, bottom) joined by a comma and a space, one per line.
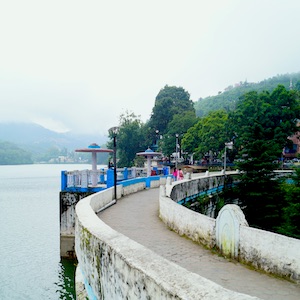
194, 72, 300, 117
0, 122, 109, 164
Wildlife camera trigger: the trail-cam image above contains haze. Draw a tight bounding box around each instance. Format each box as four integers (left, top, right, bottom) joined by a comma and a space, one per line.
0, 0, 299, 135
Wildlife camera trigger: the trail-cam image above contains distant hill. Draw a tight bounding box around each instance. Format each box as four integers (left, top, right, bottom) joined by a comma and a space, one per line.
194, 72, 300, 117
0, 140, 33, 165
0, 122, 108, 164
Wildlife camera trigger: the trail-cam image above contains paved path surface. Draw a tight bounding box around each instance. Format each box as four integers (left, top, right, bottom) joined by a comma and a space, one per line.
98, 188, 300, 300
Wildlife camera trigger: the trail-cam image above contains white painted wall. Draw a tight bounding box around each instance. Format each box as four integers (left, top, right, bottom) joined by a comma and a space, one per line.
159, 186, 216, 248
122, 182, 146, 196
240, 226, 300, 282
75, 181, 257, 299
160, 173, 300, 283
75, 172, 300, 300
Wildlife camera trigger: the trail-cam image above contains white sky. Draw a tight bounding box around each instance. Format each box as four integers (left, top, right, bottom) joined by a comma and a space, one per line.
0, 0, 299, 135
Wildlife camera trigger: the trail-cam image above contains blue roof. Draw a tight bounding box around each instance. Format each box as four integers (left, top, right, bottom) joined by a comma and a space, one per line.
88, 143, 100, 149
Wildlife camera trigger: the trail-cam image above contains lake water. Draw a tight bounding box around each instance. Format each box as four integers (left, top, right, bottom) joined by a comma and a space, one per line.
0, 164, 97, 300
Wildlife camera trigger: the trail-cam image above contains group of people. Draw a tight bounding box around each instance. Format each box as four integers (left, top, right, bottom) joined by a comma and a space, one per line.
173, 168, 184, 181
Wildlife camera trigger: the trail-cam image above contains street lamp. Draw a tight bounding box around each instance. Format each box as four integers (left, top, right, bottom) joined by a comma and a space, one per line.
155, 130, 159, 151
224, 141, 233, 173
109, 126, 119, 200
175, 134, 179, 169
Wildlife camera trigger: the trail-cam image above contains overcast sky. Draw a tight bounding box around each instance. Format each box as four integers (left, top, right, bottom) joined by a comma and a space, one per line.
0, 0, 299, 136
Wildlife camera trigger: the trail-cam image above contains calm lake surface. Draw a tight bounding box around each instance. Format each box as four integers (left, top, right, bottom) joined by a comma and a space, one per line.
0, 164, 95, 300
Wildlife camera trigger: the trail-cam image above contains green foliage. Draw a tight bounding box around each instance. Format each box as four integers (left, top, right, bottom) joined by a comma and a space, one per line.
231, 85, 300, 230
233, 86, 300, 161
277, 169, 300, 238
194, 73, 300, 118
160, 111, 198, 157
149, 85, 195, 135
181, 110, 230, 160
0, 141, 33, 165
107, 111, 147, 167
133, 155, 145, 168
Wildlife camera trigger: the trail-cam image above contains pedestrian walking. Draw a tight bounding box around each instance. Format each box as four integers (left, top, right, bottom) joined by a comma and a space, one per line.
173, 168, 178, 181
178, 168, 184, 180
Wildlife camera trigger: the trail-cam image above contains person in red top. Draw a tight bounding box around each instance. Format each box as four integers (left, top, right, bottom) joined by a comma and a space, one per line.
173, 168, 178, 181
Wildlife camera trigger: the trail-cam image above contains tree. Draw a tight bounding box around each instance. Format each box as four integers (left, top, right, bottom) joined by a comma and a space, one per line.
160, 111, 198, 158
107, 111, 146, 167
148, 85, 195, 136
231, 85, 300, 230
278, 168, 300, 238
181, 110, 230, 161
194, 72, 300, 118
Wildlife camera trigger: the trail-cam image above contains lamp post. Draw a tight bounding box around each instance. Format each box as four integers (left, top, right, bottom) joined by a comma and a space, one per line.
109, 126, 119, 200
224, 141, 233, 173
155, 130, 159, 151
175, 133, 179, 169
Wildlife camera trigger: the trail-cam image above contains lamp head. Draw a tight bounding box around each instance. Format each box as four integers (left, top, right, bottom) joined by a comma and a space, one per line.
109, 126, 119, 136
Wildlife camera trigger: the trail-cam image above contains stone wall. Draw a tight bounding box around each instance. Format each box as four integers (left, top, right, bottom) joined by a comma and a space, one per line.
239, 226, 300, 282
61, 176, 166, 258
169, 174, 225, 202
60, 191, 93, 258
75, 178, 257, 299
160, 186, 216, 248
160, 173, 300, 283
75, 171, 300, 299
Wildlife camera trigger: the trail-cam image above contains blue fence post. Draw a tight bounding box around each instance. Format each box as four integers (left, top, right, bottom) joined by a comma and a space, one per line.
163, 167, 169, 175
145, 177, 151, 188
106, 168, 114, 188
61, 170, 67, 191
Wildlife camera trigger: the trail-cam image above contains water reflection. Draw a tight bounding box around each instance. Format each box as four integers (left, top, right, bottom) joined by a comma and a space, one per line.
56, 259, 77, 300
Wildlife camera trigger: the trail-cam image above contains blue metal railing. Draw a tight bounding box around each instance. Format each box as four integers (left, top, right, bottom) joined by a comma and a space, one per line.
61, 166, 170, 192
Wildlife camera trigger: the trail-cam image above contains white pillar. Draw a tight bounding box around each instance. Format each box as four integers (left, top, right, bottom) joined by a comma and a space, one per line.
91, 152, 98, 186
147, 156, 151, 177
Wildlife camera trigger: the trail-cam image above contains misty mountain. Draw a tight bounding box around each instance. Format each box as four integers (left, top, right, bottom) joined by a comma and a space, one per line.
0, 122, 108, 154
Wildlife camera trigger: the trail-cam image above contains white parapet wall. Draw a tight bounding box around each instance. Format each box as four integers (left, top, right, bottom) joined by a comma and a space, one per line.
159, 172, 300, 283
75, 178, 258, 299
160, 185, 216, 248
239, 226, 300, 282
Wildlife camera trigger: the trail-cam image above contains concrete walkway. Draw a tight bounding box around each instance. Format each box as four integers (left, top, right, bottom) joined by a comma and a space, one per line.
98, 188, 300, 300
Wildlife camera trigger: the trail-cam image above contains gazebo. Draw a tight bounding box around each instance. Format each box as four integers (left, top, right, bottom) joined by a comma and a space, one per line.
136, 148, 162, 177
75, 143, 113, 186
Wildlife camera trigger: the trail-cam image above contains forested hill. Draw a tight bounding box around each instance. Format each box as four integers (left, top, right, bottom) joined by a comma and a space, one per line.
194, 72, 300, 117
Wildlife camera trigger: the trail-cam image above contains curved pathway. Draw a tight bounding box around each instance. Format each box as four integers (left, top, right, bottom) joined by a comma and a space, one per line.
98, 188, 300, 300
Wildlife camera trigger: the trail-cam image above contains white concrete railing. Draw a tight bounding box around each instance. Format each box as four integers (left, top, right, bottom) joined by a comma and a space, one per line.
75, 175, 257, 300
160, 172, 300, 283
65, 166, 170, 189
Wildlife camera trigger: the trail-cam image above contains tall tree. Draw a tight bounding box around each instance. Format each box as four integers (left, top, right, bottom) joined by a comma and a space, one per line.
160, 111, 198, 158
148, 85, 195, 136
107, 111, 146, 167
232, 85, 300, 230
278, 168, 300, 238
181, 110, 230, 161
